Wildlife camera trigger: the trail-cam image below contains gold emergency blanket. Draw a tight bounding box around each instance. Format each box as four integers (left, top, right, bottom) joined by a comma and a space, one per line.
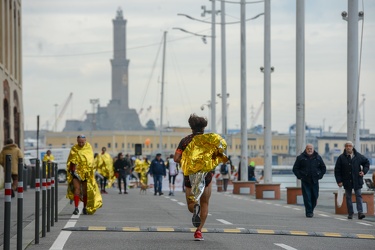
180, 133, 228, 175
66, 142, 102, 215
95, 152, 116, 187
181, 133, 228, 203
43, 155, 55, 175
134, 159, 150, 186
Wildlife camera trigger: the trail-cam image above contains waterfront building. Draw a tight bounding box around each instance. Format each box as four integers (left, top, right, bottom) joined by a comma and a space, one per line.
0, 0, 23, 147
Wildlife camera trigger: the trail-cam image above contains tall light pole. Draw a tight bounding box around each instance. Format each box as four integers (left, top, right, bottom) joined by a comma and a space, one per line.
240, 0, 248, 181
202, 1, 218, 133
220, 0, 228, 138
342, 0, 363, 146
296, 0, 305, 187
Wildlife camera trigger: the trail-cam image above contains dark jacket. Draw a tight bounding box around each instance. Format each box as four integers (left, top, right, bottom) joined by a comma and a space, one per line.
293, 150, 326, 184
114, 158, 131, 175
334, 148, 370, 190
149, 158, 166, 176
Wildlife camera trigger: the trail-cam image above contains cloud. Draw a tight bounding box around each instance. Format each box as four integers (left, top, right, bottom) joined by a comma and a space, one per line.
22, 0, 375, 134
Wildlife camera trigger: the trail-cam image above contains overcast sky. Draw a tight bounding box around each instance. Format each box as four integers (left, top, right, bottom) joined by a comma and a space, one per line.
22, 0, 375, 135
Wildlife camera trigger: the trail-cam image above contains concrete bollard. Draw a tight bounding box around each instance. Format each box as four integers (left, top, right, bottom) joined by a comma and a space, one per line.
17, 158, 24, 250
4, 155, 12, 250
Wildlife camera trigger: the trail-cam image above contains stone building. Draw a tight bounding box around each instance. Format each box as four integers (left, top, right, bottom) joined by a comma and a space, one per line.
0, 0, 23, 147
63, 8, 144, 132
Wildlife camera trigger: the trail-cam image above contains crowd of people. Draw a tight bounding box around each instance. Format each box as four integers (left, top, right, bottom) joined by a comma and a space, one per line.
0, 114, 372, 241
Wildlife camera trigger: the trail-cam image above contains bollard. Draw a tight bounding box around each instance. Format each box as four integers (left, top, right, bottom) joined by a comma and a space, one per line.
47, 162, 51, 232
42, 162, 46, 237
51, 163, 55, 227
17, 158, 24, 250
23, 166, 28, 192
55, 163, 59, 222
35, 159, 40, 244
4, 155, 12, 250
30, 166, 36, 188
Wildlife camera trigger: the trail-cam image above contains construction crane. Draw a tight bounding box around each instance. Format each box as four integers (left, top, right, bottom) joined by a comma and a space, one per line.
250, 102, 264, 128
52, 92, 73, 132
338, 97, 365, 132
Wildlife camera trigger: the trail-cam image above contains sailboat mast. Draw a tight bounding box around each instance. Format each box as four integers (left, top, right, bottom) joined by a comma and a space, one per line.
159, 31, 167, 156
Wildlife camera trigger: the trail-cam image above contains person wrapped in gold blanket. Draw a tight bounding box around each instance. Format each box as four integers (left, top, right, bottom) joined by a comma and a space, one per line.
174, 114, 227, 241
66, 135, 102, 215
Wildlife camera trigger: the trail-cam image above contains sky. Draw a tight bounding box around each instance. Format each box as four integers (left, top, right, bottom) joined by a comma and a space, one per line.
22, 0, 375, 134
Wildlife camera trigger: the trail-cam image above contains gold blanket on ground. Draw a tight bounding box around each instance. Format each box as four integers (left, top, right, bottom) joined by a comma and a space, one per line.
66, 142, 102, 214
134, 159, 150, 185
181, 133, 228, 175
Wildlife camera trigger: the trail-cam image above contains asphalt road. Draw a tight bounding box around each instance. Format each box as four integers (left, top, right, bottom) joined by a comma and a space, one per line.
1, 182, 374, 250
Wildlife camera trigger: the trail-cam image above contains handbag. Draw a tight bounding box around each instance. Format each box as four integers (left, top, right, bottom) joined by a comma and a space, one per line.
337, 186, 344, 208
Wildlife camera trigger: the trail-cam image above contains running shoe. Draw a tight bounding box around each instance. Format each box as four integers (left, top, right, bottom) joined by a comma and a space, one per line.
73, 208, 79, 215
192, 203, 201, 227
194, 229, 204, 241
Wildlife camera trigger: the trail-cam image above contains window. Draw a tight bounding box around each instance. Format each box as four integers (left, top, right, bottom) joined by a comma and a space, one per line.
94, 143, 98, 148
107, 143, 111, 148
115, 143, 118, 148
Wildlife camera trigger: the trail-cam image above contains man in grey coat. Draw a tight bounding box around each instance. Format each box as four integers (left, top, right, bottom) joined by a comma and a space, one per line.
334, 141, 370, 219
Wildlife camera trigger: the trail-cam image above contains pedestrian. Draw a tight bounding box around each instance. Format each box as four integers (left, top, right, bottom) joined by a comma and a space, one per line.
149, 153, 166, 196
174, 114, 228, 241
0, 138, 23, 198
334, 141, 370, 220
66, 135, 102, 215
248, 161, 257, 181
134, 156, 150, 190
220, 161, 232, 192
95, 147, 114, 194
292, 144, 326, 218
43, 149, 54, 163
42, 149, 55, 176
114, 152, 131, 194
167, 154, 179, 196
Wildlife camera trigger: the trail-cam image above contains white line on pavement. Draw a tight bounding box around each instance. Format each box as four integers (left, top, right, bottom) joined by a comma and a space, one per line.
171, 199, 177, 201
357, 222, 372, 226
293, 208, 301, 210
178, 202, 185, 206
217, 219, 233, 225
318, 214, 330, 217
49, 204, 82, 250
335, 218, 347, 221
274, 243, 298, 250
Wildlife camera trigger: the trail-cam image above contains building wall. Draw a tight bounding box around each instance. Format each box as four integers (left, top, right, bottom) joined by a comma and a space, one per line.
45, 130, 290, 162
0, 0, 23, 148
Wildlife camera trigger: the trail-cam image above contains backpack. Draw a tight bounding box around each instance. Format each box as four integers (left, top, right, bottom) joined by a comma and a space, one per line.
220, 164, 228, 175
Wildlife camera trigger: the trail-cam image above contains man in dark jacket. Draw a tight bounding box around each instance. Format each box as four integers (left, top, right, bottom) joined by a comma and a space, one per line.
293, 144, 326, 218
334, 141, 370, 220
149, 153, 166, 196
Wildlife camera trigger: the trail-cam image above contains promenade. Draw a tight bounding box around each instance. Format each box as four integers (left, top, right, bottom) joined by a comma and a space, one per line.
1, 181, 374, 250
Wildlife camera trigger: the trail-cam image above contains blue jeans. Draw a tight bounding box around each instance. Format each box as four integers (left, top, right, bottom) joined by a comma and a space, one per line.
153, 175, 163, 194
301, 180, 319, 215
345, 188, 363, 215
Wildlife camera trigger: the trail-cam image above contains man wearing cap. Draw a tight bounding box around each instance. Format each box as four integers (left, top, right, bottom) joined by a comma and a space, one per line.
334, 141, 370, 220
248, 161, 257, 181
293, 144, 326, 218
149, 153, 166, 196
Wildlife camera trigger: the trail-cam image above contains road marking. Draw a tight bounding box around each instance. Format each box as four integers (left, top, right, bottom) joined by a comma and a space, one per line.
293, 208, 301, 210
50, 204, 82, 250
274, 204, 281, 206
217, 219, 233, 225
170, 199, 177, 201
284, 206, 291, 208
357, 222, 372, 226
177, 202, 185, 206
335, 218, 347, 221
274, 243, 298, 250
318, 214, 330, 217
